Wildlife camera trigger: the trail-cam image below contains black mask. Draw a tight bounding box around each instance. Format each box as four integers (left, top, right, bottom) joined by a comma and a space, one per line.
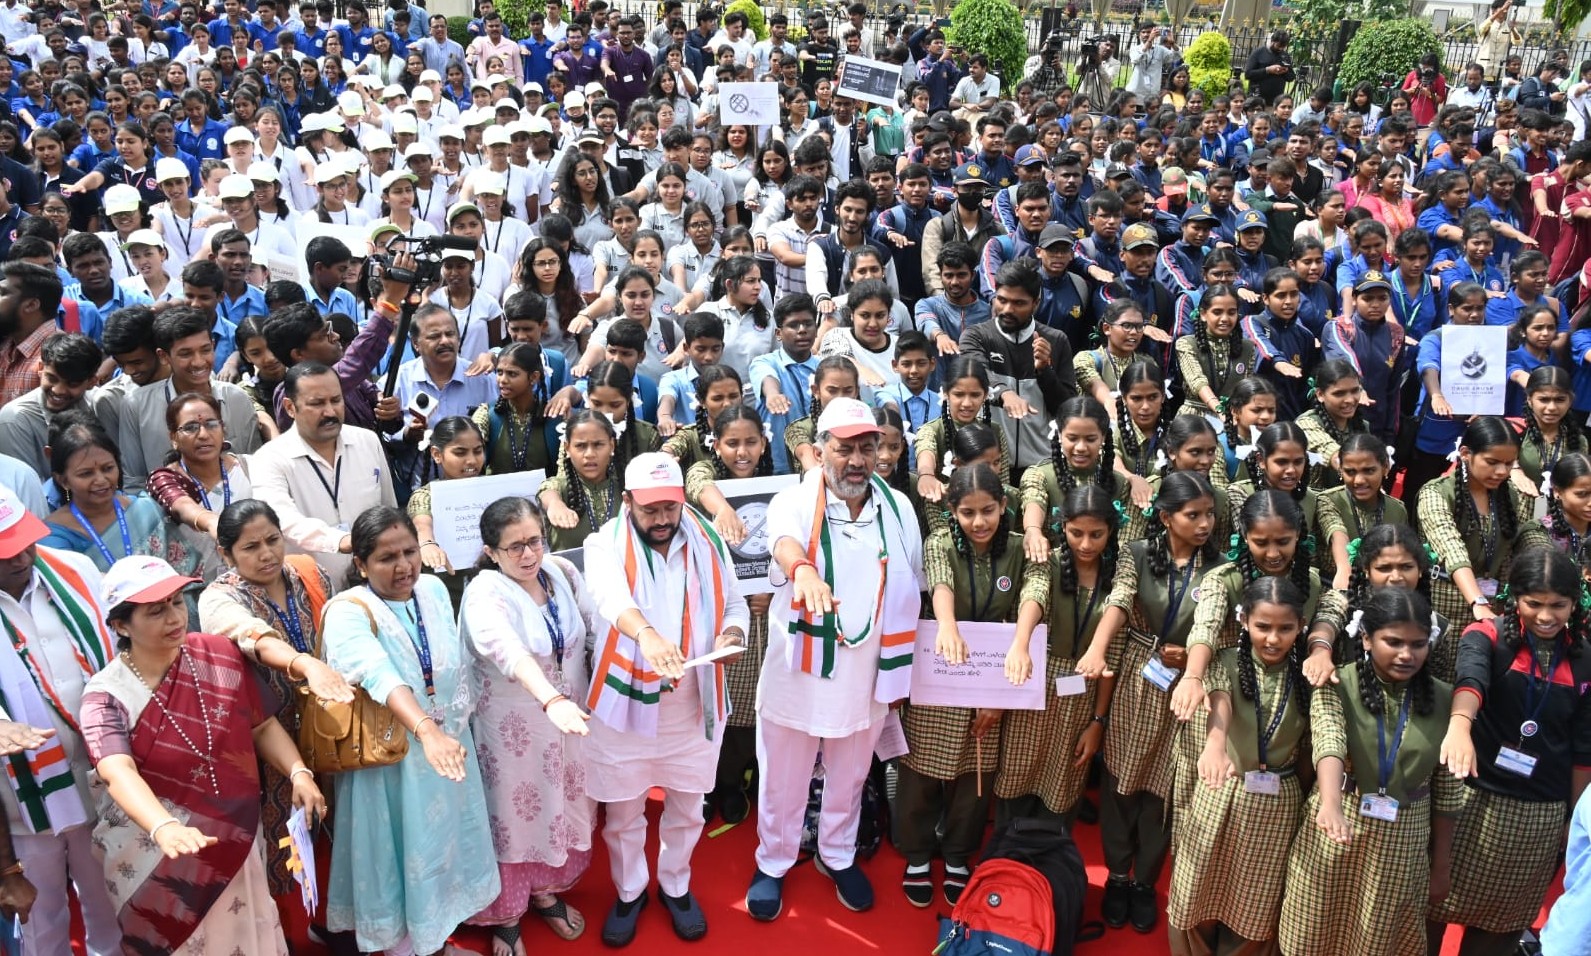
957, 190, 984, 210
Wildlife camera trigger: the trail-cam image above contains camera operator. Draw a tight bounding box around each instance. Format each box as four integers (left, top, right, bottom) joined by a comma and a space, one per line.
1477, 0, 1521, 84
1127, 25, 1174, 102
1027, 39, 1068, 103
1243, 29, 1294, 105
1075, 36, 1118, 113
1401, 53, 1448, 129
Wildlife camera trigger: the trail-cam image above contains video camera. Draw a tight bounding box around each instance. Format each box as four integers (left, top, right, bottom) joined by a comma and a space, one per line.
359, 233, 479, 306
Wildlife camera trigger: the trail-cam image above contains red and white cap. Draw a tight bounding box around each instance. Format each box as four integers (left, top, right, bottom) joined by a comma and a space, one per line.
624, 452, 685, 506
100, 556, 198, 619
815, 397, 882, 440
0, 485, 47, 560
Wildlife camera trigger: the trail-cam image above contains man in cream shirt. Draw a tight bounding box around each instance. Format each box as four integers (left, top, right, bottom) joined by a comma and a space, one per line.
249, 363, 397, 581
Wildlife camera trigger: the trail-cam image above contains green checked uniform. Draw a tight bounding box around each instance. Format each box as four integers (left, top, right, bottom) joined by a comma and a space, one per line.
1296, 408, 1373, 490
913, 415, 1013, 485
1226, 481, 1348, 583
1019, 463, 1132, 547
1120, 472, 1233, 545
663, 423, 711, 473
1174, 333, 1260, 418
1517, 427, 1587, 488
1074, 347, 1149, 404
1320, 487, 1408, 586
538, 471, 623, 553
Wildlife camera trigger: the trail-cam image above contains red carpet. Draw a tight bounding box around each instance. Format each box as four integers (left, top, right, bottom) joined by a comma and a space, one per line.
72, 788, 1564, 955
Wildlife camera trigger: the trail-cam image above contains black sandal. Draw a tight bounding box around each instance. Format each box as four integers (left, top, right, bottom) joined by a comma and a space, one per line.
532, 895, 585, 941
490, 923, 522, 956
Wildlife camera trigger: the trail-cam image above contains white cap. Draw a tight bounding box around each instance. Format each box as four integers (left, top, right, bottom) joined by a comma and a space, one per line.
101, 556, 198, 622
469, 78, 490, 91
379, 168, 418, 191
419, 69, 442, 84
412, 86, 434, 102
623, 453, 685, 506
505, 120, 534, 138
218, 173, 255, 199
463, 109, 493, 127
525, 116, 553, 135
435, 123, 465, 141
815, 397, 883, 439
223, 126, 255, 145
300, 112, 326, 132
564, 90, 586, 109
440, 246, 475, 261
103, 184, 142, 215
472, 171, 507, 195
247, 163, 281, 184
320, 113, 346, 133
154, 157, 191, 182
481, 125, 511, 147
0, 485, 47, 560
363, 128, 395, 151
403, 141, 437, 160
391, 113, 419, 134
338, 152, 365, 176
382, 83, 406, 100
120, 228, 165, 250
522, 81, 544, 95
314, 161, 349, 185
584, 82, 605, 96
338, 90, 366, 115
486, 73, 509, 87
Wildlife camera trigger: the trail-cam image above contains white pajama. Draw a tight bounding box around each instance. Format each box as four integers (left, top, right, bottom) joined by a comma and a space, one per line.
754, 717, 886, 877
603, 788, 705, 901
16, 825, 121, 956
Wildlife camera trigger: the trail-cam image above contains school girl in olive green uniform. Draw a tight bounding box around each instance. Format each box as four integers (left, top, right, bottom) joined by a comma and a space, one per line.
1515, 366, 1585, 489
661, 364, 745, 473
1020, 396, 1132, 562
1294, 358, 1372, 490
538, 409, 624, 553
1226, 421, 1352, 590
1120, 416, 1232, 545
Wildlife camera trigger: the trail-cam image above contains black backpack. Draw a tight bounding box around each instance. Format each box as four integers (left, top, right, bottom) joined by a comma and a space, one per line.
977, 817, 1104, 955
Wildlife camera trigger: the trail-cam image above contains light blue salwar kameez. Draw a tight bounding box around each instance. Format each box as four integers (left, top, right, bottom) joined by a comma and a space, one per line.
321, 575, 500, 955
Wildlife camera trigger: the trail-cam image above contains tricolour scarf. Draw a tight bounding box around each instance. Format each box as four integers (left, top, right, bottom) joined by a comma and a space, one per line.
0, 549, 113, 833
783, 472, 919, 704
587, 505, 731, 739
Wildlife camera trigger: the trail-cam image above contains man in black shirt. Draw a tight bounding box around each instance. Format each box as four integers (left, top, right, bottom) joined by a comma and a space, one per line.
799, 15, 838, 94
1243, 29, 1295, 105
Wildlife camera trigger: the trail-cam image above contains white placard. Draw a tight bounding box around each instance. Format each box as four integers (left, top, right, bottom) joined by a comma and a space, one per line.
1440, 325, 1508, 416
874, 711, 910, 760
429, 471, 545, 570
718, 82, 780, 126
716, 474, 800, 594
909, 620, 1048, 710
836, 55, 903, 107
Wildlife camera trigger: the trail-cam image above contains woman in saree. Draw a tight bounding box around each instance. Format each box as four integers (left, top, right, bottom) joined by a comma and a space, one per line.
79, 554, 325, 955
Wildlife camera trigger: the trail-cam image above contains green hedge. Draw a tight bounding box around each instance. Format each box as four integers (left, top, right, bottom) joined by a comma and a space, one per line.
1337, 19, 1442, 93
447, 16, 471, 51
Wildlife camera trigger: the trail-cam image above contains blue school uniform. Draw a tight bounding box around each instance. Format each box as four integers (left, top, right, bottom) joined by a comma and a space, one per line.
1388, 273, 1443, 339
658, 365, 699, 426
1433, 252, 1507, 296
747, 348, 818, 473
1415, 204, 1464, 258
1155, 240, 1206, 296
1474, 196, 1523, 266
1505, 346, 1554, 417
1297, 279, 1335, 338
1242, 310, 1319, 420
1415, 329, 1467, 454
1487, 291, 1568, 333
1322, 315, 1408, 441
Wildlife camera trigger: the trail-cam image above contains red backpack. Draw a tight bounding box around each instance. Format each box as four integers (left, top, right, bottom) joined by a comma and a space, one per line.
934, 859, 1055, 956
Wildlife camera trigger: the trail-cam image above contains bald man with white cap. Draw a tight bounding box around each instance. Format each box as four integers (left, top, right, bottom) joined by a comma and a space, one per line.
584, 452, 749, 946
747, 396, 925, 921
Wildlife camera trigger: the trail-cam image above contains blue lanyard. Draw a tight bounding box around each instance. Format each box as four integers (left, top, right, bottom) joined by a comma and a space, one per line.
1254, 666, 1294, 771
536, 570, 566, 671
1374, 686, 1412, 794
262, 580, 308, 654
1392, 275, 1428, 325
70, 498, 131, 566
407, 597, 435, 698
181, 460, 232, 512
1519, 635, 1565, 741
1161, 559, 1196, 640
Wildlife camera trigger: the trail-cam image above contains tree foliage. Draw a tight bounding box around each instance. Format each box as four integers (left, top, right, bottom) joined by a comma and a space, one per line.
495, 0, 533, 39
1186, 31, 1232, 98
1337, 18, 1442, 92
947, 0, 1029, 83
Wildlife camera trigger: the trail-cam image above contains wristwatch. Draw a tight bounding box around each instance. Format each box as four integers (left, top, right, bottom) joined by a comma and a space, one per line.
1471, 595, 1491, 606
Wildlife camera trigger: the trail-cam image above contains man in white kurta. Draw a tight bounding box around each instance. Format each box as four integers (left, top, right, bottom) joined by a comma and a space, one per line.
747, 398, 925, 921
0, 485, 121, 955
583, 453, 749, 947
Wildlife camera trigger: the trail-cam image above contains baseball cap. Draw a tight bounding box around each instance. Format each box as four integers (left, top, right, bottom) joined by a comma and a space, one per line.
382, 84, 407, 100
435, 124, 465, 142
103, 184, 142, 215
100, 555, 199, 620
339, 90, 366, 115
223, 126, 255, 145
473, 172, 507, 195
155, 157, 191, 182
248, 163, 281, 184
485, 74, 510, 88
1037, 224, 1076, 249
404, 142, 437, 160
440, 246, 475, 261
446, 203, 482, 224
412, 86, 434, 103
565, 90, 587, 110
525, 116, 553, 135
1013, 144, 1047, 167
624, 452, 685, 506
218, 173, 255, 200
419, 69, 442, 84
1355, 270, 1394, 295
314, 162, 348, 185
370, 222, 402, 245
1122, 222, 1158, 250
482, 126, 511, 147
1236, 209, 1269, 232
120, 228, 164, 250
522, 81, 544, 95
576, 129, 606, 147
1161, 166, 1189, 196
954, 162, 989, 187
390, 113, 419, 134
0, 485, 47, 560
814, 397, 882, 440
1105, 163, 1134, 180
380, 169, 417, 192
363, 128, 395, 151
1247, 148, 1271, 167
1181, 203, 1220, 225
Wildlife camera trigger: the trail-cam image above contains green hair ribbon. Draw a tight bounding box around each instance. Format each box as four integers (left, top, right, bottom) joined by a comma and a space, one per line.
1346, 536, 1362, 566
1113, 499, 1129, 528
1225, 533, 1242, 562
1305, 376, 1318, 401
1303, 534, 1318, 556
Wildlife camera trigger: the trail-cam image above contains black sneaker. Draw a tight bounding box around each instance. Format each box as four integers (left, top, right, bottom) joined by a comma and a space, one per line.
660, 889, 707, 942
601, 892, 648, 948
942, 865, 971, 907
719, 785, 751, 825
902, 864, 933, 908
1129, 881, 1158, 934
1101, 875, 1132, 928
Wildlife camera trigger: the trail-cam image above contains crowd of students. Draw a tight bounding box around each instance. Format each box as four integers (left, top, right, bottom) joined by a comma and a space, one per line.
0, 0, 1588, 953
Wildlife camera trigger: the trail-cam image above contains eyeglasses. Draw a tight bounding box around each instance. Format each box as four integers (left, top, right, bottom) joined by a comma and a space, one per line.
1111, 322, 1146, 332
494, 537, 546, 558
175, 418, 223, 437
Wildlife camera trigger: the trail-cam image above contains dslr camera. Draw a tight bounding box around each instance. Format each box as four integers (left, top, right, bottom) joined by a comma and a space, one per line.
360, 233, 479, 306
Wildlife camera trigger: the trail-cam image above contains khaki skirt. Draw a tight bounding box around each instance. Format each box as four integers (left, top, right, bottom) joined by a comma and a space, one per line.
1103, 632, 1182, 800
1427, 788, 1565, 934
994, 652, 1096, 813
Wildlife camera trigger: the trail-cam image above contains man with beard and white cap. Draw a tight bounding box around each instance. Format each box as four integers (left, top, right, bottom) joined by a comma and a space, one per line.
746, 396, 925, 920
583, 451, 748, 947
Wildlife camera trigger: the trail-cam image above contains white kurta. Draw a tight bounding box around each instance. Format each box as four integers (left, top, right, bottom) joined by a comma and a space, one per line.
582, 520, 750, 800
